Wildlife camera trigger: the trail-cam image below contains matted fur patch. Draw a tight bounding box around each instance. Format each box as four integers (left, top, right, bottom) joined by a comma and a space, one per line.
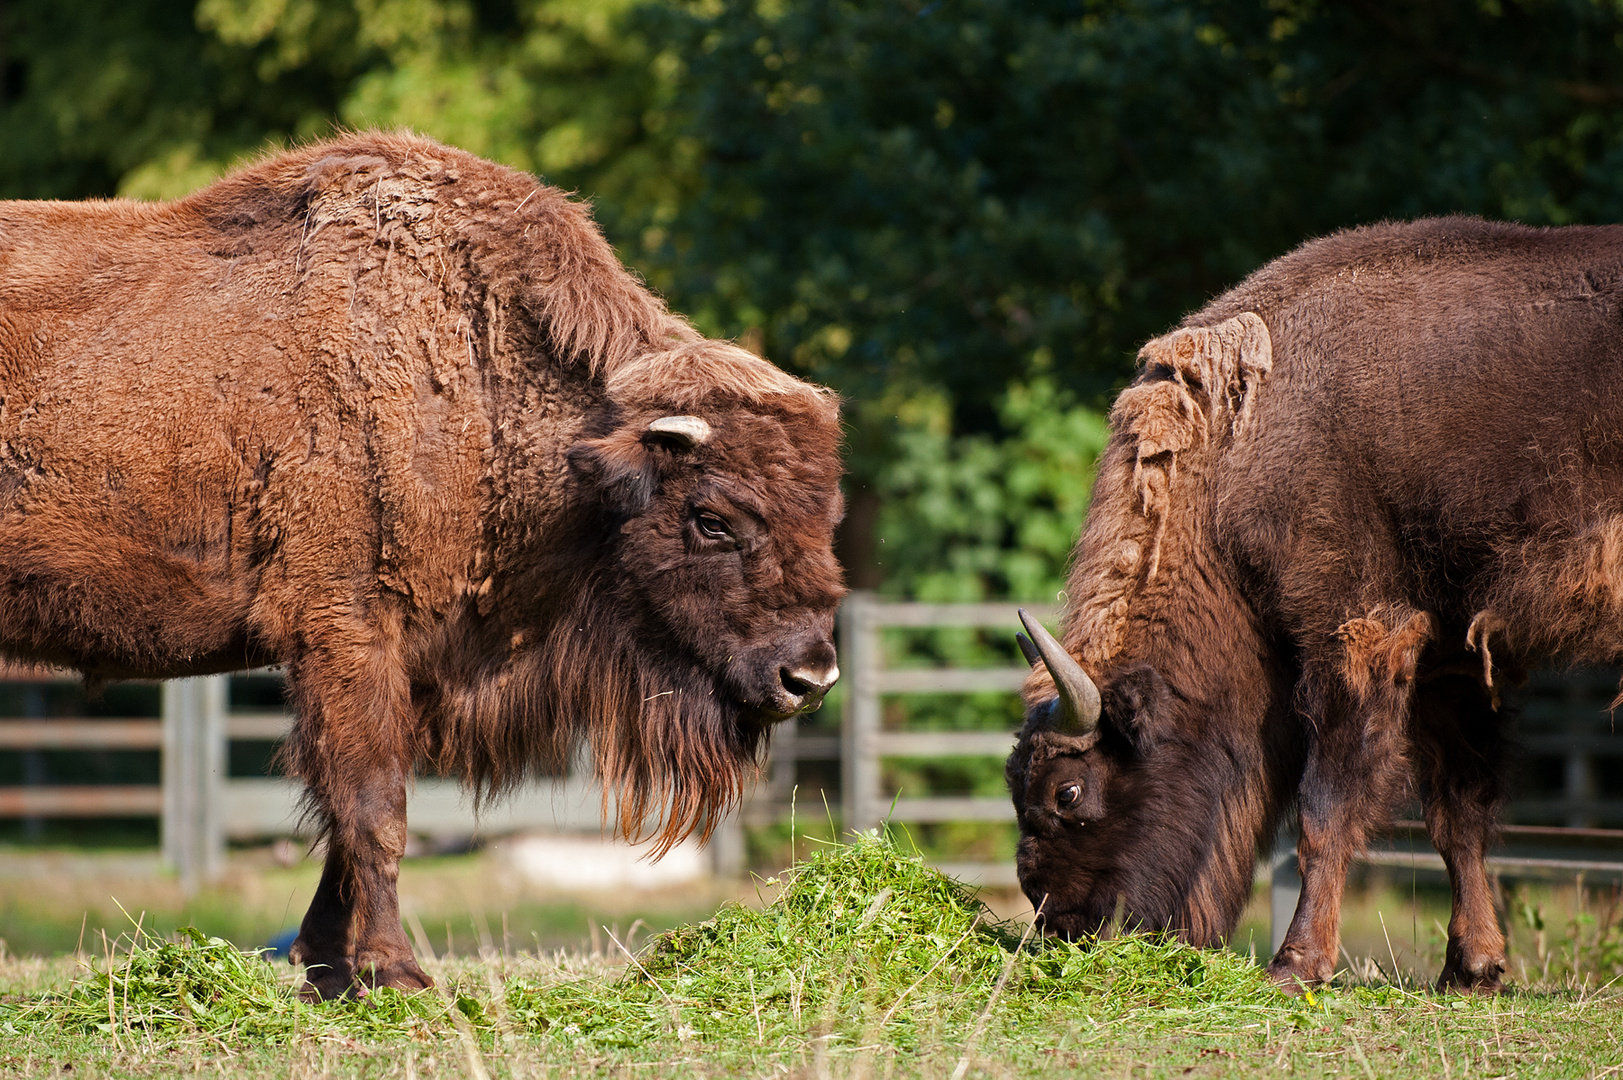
1063, 312, 1272, 669
1335, 607, 1434, 701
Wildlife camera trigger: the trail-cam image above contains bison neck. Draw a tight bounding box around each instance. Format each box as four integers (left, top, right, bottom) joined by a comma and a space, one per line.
1110, 540, 1297, 944
1114, 723, 1291, 945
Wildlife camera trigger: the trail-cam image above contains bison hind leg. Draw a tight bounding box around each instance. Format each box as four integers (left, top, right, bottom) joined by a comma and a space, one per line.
1414, 673, 1508, 995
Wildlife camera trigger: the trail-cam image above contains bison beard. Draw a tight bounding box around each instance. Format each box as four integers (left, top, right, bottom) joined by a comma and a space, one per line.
0, 133, 844, 999
1009, 217, 1623, 994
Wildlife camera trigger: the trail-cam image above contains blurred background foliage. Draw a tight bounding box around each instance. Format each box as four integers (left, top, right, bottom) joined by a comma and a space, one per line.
9, 0, 1623, 601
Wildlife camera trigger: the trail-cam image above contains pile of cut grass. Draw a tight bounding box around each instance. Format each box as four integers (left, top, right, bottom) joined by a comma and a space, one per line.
2, 830, 1296, 1059
8, 836, 1623, 1077
3, 926, 458, 1045
506, 830, 1291, 1052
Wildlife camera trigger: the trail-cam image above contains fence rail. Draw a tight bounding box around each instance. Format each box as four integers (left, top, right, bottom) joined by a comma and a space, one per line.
6, 598, 1623, 912
0, 671, 639, 892
839, 592, 1051, 884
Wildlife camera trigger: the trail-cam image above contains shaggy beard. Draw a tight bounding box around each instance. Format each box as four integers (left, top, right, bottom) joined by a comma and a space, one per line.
417, 579, 771, 855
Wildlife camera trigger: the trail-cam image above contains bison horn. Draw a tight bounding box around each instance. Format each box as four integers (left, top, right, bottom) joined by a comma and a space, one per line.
1017, 608, 1101, 736
647, 415, 712, 448
1016, 630, 1041, 669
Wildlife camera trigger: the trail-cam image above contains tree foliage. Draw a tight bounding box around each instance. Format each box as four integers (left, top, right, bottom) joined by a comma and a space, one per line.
644, 0, 1623, 403
8, 1, 1623, 597
873, 380, 1107, 602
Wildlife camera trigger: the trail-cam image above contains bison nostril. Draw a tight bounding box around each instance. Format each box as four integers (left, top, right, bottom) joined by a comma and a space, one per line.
781, 670, 810, 699
781, 665, 839, 700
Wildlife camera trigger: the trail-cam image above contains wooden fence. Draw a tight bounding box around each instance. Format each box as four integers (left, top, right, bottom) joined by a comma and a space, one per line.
0, 668, 626, 892
838, 592, 1050, 885
829, 594, 1623, 924
7, 596, 1623, 915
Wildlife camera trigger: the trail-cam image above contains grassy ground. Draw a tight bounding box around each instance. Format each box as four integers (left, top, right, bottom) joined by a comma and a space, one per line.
0, 842, 728, 959
0, 835, 1622, 1077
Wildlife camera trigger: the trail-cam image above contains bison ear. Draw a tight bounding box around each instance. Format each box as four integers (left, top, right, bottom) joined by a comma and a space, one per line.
567, 427, 661, 515
1101, 664, 1172, 754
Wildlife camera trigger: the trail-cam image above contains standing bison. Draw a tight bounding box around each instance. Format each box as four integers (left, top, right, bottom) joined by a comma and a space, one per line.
0, 133, 844, 998
1006, 216, 1623, 992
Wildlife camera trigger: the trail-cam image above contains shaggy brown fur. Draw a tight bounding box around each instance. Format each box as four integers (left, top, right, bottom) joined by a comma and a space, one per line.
1009, 216, 1623, 993
0, 132, 844, 999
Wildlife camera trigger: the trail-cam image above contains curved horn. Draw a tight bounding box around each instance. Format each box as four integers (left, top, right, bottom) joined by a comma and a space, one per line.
647, 415, 712, 448
1017, 608, 1101, 735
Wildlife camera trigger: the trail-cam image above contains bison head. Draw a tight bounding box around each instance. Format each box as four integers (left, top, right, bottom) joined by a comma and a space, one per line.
566, 402, 845, 725
1004, 610, 1248, 944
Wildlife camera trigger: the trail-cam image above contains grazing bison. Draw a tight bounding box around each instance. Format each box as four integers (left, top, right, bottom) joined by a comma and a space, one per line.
1006, 216, 1623, 992
0, 133, 844, 998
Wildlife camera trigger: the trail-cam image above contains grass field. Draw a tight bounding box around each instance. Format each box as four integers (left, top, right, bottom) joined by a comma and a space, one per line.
0, 833, 1621, 1078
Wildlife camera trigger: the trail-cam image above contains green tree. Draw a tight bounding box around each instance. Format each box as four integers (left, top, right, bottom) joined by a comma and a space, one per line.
646, 0, 1623, 405
0, 0, 679, 210
13, 0, 1623, 600
634, 0, 1623, 589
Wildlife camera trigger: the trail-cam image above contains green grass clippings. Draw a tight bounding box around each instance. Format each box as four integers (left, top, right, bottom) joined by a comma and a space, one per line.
7, 926, 453, 1048
503, 829, 1288, 1054
1, 830, 1293, 1057
2, 831, 1623, 1077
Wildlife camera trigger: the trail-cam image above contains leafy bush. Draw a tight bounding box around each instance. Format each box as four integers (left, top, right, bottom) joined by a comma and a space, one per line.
874, 378, 1108, 605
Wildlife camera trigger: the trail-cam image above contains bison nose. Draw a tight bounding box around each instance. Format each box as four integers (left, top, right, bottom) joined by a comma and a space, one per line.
779, 664, 839, 710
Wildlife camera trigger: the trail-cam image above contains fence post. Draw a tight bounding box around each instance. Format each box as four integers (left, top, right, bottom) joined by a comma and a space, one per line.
162, 675, 227, 893
840, 591, 881, 836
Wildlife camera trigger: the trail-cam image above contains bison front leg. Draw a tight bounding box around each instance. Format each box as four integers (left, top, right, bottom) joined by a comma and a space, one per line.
343, 768, 431, 995
287, 842, 357, 999
1270, 617, 1427, 990
1413, 676, 1507, 994
284, 645, 431, 1000
1269, 791, 1361, 990
290, 774, 430, 1000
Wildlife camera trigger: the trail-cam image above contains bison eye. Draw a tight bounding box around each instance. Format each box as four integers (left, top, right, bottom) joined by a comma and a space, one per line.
695, 511, 732, 540
1056, 782, 1081, 808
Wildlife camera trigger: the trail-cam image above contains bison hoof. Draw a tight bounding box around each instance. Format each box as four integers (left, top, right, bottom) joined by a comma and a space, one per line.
1437, 958, 1504, 995
297, 958, 358, 1002
1266, 948, 1334, 993
288, 935, 358, 1002
354, 954, 434, 994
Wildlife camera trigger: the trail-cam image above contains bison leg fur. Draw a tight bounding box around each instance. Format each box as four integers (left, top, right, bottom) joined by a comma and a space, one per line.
345, 768, 431, 995
293, 768, 430, 1000
1414, 676, 1507, 994
1268, 808, 1357, 991
285, 642, 432, 1000
1269, 653, 1416, 990
287, 838, 358, 1000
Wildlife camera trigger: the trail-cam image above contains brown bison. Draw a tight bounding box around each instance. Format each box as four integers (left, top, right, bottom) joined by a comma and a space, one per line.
1005, 216, 1623, 992
0, 133, 844, 998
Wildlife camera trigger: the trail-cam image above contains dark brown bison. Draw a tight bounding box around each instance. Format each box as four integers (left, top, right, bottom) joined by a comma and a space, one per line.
1005, 216, 1623, 992
0, 133, 843, 998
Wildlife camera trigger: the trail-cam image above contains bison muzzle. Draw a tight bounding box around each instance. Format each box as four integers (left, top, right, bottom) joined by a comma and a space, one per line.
0, 133, 844, 999
1007, 217, 1623, 993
